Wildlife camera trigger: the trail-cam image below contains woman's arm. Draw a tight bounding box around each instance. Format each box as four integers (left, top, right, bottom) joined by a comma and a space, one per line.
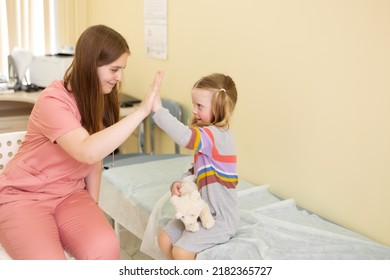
56, 71, 163, 164
85, 161, 102, 202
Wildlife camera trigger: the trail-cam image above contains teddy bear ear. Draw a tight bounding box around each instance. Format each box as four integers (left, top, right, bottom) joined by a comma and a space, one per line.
171, 195, 180, 205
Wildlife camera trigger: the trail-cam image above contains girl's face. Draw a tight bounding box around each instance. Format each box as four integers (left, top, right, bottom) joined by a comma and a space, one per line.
97, 52, 128, 94
191, 88, 214, 124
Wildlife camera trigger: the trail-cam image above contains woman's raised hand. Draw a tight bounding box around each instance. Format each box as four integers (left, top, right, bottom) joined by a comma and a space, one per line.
152, 71, 163, 113
139, 70, 164, 115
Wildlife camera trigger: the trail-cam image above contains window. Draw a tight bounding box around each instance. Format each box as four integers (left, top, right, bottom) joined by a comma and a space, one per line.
0, 0, 59, 78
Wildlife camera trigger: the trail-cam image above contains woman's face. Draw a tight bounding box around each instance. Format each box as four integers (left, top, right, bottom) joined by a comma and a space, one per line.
191, 88, 214, 124
97, 52, 128, 94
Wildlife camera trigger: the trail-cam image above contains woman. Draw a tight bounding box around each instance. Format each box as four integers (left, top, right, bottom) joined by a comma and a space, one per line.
0, 25, 163, 259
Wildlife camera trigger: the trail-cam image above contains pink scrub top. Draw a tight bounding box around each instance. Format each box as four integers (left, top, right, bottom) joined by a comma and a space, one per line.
0, 80, 92, 204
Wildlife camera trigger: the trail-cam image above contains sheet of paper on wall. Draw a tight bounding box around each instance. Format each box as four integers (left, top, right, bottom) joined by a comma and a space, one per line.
144, 0, 167, 60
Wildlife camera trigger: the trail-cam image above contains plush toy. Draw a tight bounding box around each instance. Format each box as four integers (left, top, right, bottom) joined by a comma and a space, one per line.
170, 175, 215, 232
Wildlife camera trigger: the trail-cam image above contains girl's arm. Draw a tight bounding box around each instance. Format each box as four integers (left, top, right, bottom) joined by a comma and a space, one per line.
85, 161, 102, 202
152, 107, 193, 147
56, 71, 163, 164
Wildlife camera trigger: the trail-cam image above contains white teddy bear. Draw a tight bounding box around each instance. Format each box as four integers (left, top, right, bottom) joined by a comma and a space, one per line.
170, 175, 215, 232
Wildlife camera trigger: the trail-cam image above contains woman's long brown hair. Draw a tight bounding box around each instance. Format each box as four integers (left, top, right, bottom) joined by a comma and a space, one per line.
64, 25, 130, 134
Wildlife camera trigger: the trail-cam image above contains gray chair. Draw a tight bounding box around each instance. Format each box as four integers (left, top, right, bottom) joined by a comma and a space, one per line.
0, 131, 26, 172
148, 98, 182, 154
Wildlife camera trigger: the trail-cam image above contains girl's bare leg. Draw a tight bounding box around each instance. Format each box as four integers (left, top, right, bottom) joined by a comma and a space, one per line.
157, 230, 174, 260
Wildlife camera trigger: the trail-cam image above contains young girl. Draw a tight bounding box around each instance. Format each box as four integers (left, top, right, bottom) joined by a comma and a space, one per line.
152, 73, 238, 260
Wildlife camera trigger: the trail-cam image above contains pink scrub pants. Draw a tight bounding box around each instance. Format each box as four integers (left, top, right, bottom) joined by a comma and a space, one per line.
0, 189, 120, 260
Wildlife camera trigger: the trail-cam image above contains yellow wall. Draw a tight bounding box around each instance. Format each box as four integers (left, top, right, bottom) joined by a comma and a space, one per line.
67, 0, 390, 246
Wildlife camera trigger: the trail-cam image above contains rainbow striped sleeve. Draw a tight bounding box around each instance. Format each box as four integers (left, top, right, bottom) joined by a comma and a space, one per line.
185, 128, 202, 151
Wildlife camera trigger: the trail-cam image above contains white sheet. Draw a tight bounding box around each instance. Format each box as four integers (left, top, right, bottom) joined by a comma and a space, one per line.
99, 156, 390, 260
142, 185, 390, 259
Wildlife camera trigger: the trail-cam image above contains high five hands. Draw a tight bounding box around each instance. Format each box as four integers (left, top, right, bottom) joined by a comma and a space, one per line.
152, 70, 164, 113
139, 70, 164, 116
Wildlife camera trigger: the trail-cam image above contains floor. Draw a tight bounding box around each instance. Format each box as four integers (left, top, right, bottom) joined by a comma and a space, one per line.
118, 226, 153, 260
106, 215, 153, 260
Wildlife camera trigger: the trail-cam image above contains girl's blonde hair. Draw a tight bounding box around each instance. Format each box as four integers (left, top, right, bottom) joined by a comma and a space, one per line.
190, 73, 237, 129
64, 25, 130, 134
